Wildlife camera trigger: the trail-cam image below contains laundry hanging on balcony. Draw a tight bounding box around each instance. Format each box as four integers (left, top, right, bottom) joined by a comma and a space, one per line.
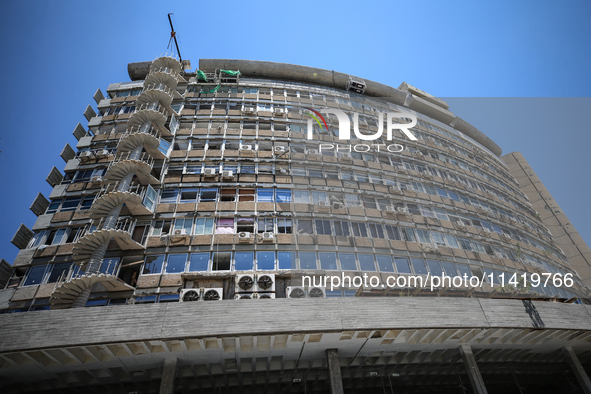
220, 69, 241, 76
196, 70, 208, 82
201, 84, 220, 94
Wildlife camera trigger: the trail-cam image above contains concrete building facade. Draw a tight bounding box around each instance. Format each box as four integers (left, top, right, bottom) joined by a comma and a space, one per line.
2, 55, 591, 393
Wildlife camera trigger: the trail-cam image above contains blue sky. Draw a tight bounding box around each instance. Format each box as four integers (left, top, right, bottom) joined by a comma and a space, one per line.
0, 0, 590, 263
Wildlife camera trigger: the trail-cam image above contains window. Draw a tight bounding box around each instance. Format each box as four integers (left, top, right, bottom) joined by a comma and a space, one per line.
257, 189, 274, 202
220, 188, 237, 202
339, 253, 357, 270
315, 219, 332, 235
173, 218, 193, 235
166, 254, 187, 273
194, 218, 214, 235
276, 189, 292, 203
212, 252, 232, 271
200, 188, 218, 202
257, 218, 274, 233
235, 252, 254, 271
395, 258, 412, 274
358, 254, 376, 271
411, 259, 428, 275
238, 188, 255, 202
299, 252, 317, 269
456, 264, 472, 277
297, 220, 313, 235
351, 222, 368, 237
277, 218, 292, 234
216, 219, 234, 234
376, 255, 394, 272
385, 225, 402, 241
47, 263, 72, 283
334, 220, 351, 236
294, 190, 310, 204
278, 252, 294, 269
237, 218, 254, 233
441, 262, 459, 277
427, 260, 443, 276
189, 253, 210, 271
180, 189, 198, 203
368, 223, 385, 239
160, 189, 179, 203
143, 255, 165, 274
24, 265, 48, 286
257, 251, 275, 270
319, 253, 337, 270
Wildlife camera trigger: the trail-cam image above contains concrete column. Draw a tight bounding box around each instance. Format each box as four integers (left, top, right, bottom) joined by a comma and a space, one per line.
71, 287, 91, 308
459, 344, 488, 394
326, 348, 344, 394
562, 346, 591, 394
159, 357, 178, 394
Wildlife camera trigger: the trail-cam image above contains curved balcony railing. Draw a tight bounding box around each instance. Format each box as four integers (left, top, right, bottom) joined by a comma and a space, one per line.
133, 102, 168, 117
120, 125, 161, 144
110, 151, 155, 169
78, 217, 137, 239
94, 181, 148, 202
147, 66, 181, 83
140, 83, 174, 100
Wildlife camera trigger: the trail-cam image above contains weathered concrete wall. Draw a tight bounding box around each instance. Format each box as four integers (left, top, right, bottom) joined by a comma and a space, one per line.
0, 297, 589, 353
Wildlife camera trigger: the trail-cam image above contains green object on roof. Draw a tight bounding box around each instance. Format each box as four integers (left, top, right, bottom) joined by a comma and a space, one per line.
221, 69, 241, 76
196, 70, 208, 81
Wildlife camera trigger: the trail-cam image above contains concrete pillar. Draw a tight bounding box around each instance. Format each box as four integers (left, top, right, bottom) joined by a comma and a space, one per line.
326, 348, 344, 394
159, 357, 178, 394
71, 287, 91, 309
562, 346, 591, 394
459, 344, 488, 394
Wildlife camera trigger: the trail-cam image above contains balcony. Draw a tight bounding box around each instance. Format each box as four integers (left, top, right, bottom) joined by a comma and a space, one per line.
88, 182, 154, 218
72, 217, 144, 263
105, 151, 159, 185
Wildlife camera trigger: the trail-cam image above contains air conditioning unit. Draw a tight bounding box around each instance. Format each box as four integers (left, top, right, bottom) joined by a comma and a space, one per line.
243, 107, 256, 114
287, 286, 306, 299
222, 170, 234, 178
173, 229, 187, 236
423, 173, 433, 180
255, 274, 275, 292
79, 151, 94, 161
238, 232, 252, 241
202, 288, 223, 301
257, 293, 276, 299
274, 108, 285, 116
318, 201, 328, 207
239, 145, 253, 151
340, 153, 352, 159
390, 187, 403, 195
455, 221, 467, 229
308, 286, 326, 298
90, 175, 103, 183
180, 289, 201, 302
235, 293, 255, 300
203, 168, 216, 177
261, 232, 275, 241
501, 233, 512, 241
307, 149, 319, 155
386, 206, 395, 212
236, 274, 256, 292
96, 149, 110, 158
422, 244, 439, 254
396, 207, 409, 213
274, 146, 287, 153
332, 203, 343, 209
482, 228, 491, 234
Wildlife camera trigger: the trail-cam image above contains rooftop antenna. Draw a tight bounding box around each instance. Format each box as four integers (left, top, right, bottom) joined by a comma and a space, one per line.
167, 13, 182, 63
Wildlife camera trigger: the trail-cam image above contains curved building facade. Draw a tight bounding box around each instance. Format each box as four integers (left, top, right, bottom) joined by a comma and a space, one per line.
2, 56, 591, 393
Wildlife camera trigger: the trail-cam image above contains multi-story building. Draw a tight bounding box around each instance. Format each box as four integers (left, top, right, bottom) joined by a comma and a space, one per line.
2, 55, 591, 393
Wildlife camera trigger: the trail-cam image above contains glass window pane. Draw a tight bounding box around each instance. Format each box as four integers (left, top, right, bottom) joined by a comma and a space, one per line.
257, 251, 275, 270
278, 252, 294, 269
47, 263, 72, 283
166, 254, 187, 273
213, 252, 232, 271
427, 260, 443, 276
299, 252, 317, 269
376, 255, 394, 272
319, 253, 337, 270
235, 252, 254, 271
143, 255, 165, 274
358, 254, 376, 271
395, 258, 412, 274
257, 189, 274, 202
339, 253, 357, 270
456, 264, 472, 277
24, 265, 47, 286
276, 189, 292, 203
189, 253, 209, 271
411, 258, 428, 275
442, 262, 459, 277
